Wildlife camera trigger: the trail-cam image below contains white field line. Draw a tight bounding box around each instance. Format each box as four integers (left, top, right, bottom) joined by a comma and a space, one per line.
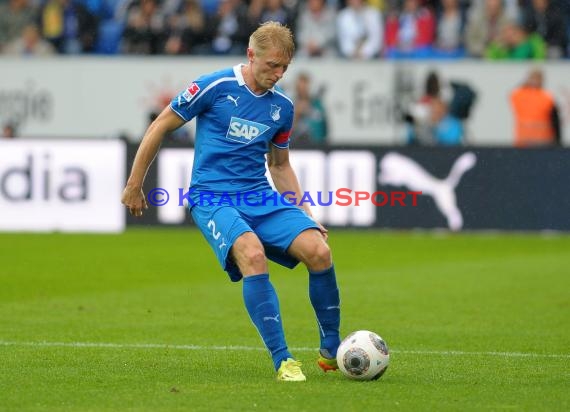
0, 340, 568, 359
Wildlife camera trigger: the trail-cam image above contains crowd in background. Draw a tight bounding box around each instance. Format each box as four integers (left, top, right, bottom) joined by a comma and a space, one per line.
0, 0, 569, 59
0, 0, 566, 147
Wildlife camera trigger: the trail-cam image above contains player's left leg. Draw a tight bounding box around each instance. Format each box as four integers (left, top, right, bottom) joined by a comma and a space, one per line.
288, 229, 341, 371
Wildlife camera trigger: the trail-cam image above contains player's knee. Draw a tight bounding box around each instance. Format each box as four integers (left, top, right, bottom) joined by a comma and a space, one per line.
315, 242, 332, 266
241, 247, 267, 270
306, 242, 332, 271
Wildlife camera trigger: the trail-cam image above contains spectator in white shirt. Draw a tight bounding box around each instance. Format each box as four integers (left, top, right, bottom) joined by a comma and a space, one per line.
337, 0, 383, 59
296, 0, 337, 57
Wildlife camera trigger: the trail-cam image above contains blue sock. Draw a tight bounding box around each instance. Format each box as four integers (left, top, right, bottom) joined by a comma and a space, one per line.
243, 274, 292, 370
309, 265, 341, 358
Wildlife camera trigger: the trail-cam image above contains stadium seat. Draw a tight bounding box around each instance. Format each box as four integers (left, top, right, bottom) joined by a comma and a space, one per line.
95, 20, 124, 55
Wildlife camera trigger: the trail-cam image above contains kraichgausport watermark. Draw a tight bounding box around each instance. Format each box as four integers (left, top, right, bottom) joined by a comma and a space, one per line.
146, 188, 422, 207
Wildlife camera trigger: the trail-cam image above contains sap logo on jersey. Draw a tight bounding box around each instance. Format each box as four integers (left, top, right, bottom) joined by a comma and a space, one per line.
226, 117, 270, 144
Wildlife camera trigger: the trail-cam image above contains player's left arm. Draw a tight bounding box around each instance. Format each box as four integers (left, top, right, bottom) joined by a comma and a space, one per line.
268, 145, 328, 239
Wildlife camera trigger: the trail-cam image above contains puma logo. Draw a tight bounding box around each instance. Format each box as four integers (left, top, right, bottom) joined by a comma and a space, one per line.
379, 152, 477, 231
263, 314, 280, 323
227, 95, 239, 106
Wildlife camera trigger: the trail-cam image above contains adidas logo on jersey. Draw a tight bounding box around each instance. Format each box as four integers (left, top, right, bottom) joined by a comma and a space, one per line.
226, 117, 270, 144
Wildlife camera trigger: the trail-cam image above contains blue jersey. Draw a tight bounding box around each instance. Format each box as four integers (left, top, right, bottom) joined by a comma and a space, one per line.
170, 64, 294, 195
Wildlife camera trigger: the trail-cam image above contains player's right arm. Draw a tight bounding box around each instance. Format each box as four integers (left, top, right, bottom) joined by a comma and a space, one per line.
121, 106, 185, 217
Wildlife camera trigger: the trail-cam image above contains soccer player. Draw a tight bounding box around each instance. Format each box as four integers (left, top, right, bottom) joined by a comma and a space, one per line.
121, 22, 341, 381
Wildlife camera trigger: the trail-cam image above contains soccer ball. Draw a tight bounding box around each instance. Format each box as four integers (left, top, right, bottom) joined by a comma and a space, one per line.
336, 330, 390, 381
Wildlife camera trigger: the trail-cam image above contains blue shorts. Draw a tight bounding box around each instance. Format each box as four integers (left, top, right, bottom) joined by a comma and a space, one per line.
190, 189, 319, 282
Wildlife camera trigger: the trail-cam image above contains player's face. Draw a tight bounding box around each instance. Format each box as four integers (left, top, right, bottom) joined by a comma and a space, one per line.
250, 48, 290, 92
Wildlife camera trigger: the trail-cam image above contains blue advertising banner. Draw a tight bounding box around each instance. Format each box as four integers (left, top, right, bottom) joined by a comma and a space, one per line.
126, 144, 570, 232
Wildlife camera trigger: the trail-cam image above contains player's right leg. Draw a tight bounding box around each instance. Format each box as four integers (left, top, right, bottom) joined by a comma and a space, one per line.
248, 197, 340, 373
190, 204, 303, 380
232, 233, 305, 381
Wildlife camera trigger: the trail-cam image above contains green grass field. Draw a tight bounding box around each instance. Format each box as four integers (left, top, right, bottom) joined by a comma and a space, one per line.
1, 229, 569, 411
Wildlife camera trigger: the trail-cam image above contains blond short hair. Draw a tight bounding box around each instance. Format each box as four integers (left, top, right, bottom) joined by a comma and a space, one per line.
249, 21, 295, 60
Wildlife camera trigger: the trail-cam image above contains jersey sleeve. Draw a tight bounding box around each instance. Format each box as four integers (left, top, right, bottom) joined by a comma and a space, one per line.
271, 102, 294, 149
170, 75, 216, 122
